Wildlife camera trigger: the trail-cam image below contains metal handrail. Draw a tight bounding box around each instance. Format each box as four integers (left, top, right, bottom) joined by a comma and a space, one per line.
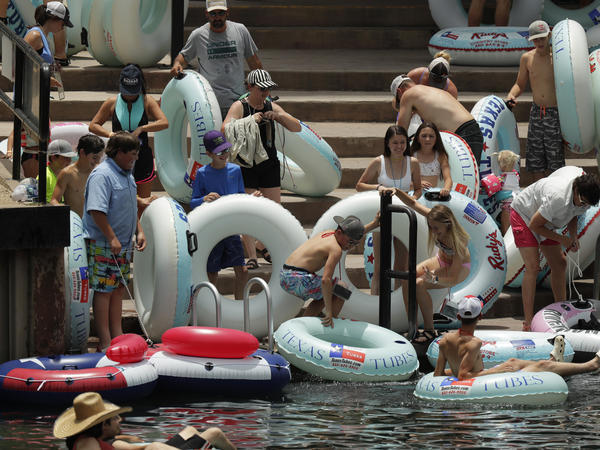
242, 277, 274, 352
594, 233, 600, 300
190, 281, 222, 327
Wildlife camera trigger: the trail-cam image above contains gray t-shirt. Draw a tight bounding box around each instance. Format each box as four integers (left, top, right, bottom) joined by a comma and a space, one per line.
180, 21, 258, 111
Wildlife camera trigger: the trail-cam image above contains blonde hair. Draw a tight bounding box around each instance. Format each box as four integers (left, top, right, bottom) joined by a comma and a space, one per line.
434, 50, 451, 63
495, 150, 520, 172
427, 205, 470, 260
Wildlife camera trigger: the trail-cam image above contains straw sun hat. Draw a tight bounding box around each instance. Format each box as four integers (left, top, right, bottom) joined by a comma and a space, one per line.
53, 392, 132, 438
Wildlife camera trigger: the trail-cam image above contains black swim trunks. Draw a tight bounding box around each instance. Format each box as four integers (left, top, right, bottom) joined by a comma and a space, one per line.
455, 119, 483, 165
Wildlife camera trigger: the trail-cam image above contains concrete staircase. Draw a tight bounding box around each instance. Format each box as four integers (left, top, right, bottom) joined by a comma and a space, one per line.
2, 0, 597, 323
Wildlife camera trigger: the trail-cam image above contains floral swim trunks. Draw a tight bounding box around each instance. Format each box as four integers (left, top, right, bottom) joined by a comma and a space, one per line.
280, 264, 324, 301
86, 239, 131, 292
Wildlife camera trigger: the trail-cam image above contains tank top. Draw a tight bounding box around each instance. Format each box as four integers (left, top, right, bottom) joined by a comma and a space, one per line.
112, 94, 150, 150
241, 99, 277, 161
26, 26, 54, 65
377, 155, 412, 192
415, 151, 441, 177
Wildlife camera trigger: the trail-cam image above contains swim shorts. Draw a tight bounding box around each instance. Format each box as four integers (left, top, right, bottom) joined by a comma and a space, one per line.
207, 235, 245, 273
165, 433, 210, 449
509, 208, 559, 248
526, 104, 564, 173
280, 264, 324, 301
455, 119, 483, 165
241, 158, 280, 189
86, 239, 131, 292
133, 145, 156, 185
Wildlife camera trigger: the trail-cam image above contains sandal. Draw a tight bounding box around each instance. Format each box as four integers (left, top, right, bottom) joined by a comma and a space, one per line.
411, 329, 438, 344
55, 57, 70, 67
522, 321, 531, 332
246, 258, 259, 270
256, 246, 271, 263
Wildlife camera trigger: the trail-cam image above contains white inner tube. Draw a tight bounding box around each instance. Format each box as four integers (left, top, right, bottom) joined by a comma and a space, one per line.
155, 70, 222, 204
187, 195, 307, 337
133, 197, 193, 342
87, 0, 122, 66
427, 0, 543, 28
543, 0, 600, 29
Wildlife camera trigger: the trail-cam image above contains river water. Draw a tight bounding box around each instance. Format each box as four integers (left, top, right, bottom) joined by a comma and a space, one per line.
2, 372, 600, 449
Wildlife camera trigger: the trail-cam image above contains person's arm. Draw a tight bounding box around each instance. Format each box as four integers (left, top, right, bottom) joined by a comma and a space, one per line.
395, 91, 414, 130
266, 103, 301, 132
50, 169, 68, 206
135, 218, 146, 252
433, 338, 448, 377
446, 79, 459, 99
364, 211, 380, 234
222, 101, 244, 133
506, 53, 530, 104
457, 340, 482, 380
395, 188, 430, 217
410, 157, 422, 199
246, 53, 262, 70
190, 169, 211, 209
90, 210, 121, 254
170, 53, 189, 76
439, 153, 452, 197
89, 98, 116, 138
321, 248, 343, 328
529, 211, 575, 249
133, 96, 168, 137
356, 157, 390, 193
565, 215, 580, 252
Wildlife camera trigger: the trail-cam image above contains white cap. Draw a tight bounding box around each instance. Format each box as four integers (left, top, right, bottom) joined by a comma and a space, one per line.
48, 139, 77, 158
390, 74, 411, 96
457, 295, 483, 319
206, 0, 227, 12
428, 57, 450, 76
528, 20, 550, 41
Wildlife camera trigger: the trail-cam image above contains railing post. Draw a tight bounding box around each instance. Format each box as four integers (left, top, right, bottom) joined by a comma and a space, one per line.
11, 46, 23, 180
171, 0, 185, 66
594, 234, 600, 300
190, 281, 222, 327
37, 63, 50, 203
379, 193, 392, 329
242, 277, 274, 352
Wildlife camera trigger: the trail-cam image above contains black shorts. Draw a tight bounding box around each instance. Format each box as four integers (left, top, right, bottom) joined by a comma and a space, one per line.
133, 145, 156, 184
165, 433, 208, 449
455, 119, 483, 165
241, 158, 280, 189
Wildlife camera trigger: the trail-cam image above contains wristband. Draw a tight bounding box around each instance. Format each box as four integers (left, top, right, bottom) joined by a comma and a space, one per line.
376, 184, 382, 192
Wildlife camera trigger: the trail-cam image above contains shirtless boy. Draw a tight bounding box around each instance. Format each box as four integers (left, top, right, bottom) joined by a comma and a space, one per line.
434, 295, 600, 381
51, 134, 104, 217
507, 20, 563, 182
393, 75, 483, 164
280, 214, 379, 328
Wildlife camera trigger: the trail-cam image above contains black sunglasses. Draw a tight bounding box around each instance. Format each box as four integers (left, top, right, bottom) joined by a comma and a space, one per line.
209, 10, 226, 16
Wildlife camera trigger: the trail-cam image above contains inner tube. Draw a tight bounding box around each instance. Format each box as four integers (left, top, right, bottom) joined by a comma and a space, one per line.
64, 211, 90, 353
162, 326, 259, 358
543, 0, 600, 29
552, 19, 596, 154
274, 317, 419, 381
427, 0, 544, 28
427, 330, 575, 369
590, 49, 600, 145
586, 24, 600, 52
105, 334, 148, 364
154, 71, 221, 204
531, 299, 600, 361
276, 121, 342, 197
86, 0, 121, 66
65, 0, 86, 56
187, 195, 307, 337
428, 27, 533, 66
414, 371, 568, 405
6, 0, 33, 37
133, 197, 193, 342
311, 189, 506, 332
471, 95, 521, 219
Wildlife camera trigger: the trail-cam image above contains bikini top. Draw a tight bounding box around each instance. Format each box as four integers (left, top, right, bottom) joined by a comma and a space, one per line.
435, 239, 454, 256
377, 155, 411, 192
415, 151, 441, 177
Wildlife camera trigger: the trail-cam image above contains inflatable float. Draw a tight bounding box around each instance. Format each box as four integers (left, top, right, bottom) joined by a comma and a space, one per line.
427, 0, 543, 29
531, 299, 600, 361
64, 211, 90, 354
276, 121, 342, 197
187, 195, 307, 337
161, 326, 259, 358
471, 95, 521, 219
154, 71, 221, 204
133, 197, 193, 342
553, 19, 596, 154
426, 330, 575, 369
414, 371, 568, 405
589, 49, 600, 145
543, 0, 600, 29
274, 317, 419, 382
0, 335, 157, 406
428, 27, 533, 66
312, 189, 506, 332
587, 25, 600, 52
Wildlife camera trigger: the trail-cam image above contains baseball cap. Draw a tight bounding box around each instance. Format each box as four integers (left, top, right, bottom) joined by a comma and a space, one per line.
46, 2, 73, 27
390, 74, 411, 96
48, 139, 77, 158
206, 0, 227, 12
428, 57, 450, 87
333, 215, 365, 241
528, 20, 550, 41
119, 64, 142, 96
247, 69, 278, 89
457, 295, 483, 319
204, 130, 232, 155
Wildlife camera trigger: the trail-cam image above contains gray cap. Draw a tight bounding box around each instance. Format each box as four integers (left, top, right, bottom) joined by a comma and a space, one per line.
334, 215, 365, 241
48, 139, 77, 158
390, 74, 411, 96
528, 20, 550, 41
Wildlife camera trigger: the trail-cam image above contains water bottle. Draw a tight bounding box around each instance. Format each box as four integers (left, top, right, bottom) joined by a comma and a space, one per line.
54, 70, 65, 100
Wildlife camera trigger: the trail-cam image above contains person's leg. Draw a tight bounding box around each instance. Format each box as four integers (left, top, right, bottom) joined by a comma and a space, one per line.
541, 244, 567, 302
413, 277, 435, 339
302, 299, 324, 316
371, 231, 381, 295
519, 246, 541, 329
200, 426, 236, 450
21, 155, 38, 178
108, 285, 124, 340
255, 186, 280, 261
233, 265, 249, 300
468, 0, 486, 26
500, 207, 511, 236
242, 187, 258, 262
53, 29, 68, 62
0, 0, 8, 24
93, 291, 112, 350
495, 0, 511, 26
543, 107, 566, 173
207, 272, 218, 286
394, 238, 408, 291
520, 353, 600, 377
403, 258, 434, 324
526, 104, 547, 183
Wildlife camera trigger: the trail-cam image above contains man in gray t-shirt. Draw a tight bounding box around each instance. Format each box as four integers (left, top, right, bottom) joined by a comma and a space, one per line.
171, 0, 263, 119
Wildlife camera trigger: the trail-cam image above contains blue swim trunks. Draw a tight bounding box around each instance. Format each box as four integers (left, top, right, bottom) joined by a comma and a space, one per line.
207, 235, 245, 273
280, 264, 324, 301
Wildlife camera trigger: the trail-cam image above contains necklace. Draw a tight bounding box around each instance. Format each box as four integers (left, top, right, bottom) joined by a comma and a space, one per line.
387, 155, 404, 189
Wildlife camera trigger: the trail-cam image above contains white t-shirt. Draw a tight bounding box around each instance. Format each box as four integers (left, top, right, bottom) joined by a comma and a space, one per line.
180, 21, 258, 110
511, 169, 589, 241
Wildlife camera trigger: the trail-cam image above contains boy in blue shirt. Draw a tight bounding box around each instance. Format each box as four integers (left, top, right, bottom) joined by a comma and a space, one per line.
191, 130, 253, 299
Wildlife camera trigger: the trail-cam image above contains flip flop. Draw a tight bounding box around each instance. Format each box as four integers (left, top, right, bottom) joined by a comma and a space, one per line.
256, 247, 271, 263
411, 329, 438, 345
245, 258, 259, 270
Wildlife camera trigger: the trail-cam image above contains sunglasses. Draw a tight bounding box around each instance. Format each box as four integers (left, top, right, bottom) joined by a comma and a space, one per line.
213, 148, 230, 156
209, 10, 226, 16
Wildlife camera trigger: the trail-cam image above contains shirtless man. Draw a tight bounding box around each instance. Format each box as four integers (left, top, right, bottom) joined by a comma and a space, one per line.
434, 295, 600, 381
51, 134, 104, 217
507, 20, 563, 182
393, 75, 483, 164
280, 214, 379, 327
